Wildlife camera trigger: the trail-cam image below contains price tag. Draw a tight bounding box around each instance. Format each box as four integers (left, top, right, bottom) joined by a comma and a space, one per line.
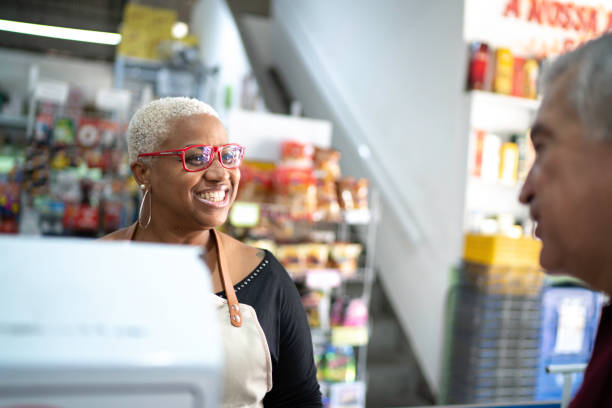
331, 326, 369, 346
343, 209, 371, 224
305, 269, 341, 290
229, 202, 260, 227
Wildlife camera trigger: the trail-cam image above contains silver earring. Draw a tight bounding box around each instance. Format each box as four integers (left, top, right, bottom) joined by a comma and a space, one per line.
139, 184, 146, 190
138, 188, 151, 229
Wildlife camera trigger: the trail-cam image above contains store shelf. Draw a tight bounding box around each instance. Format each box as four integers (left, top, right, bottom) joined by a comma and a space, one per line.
0, 115, 28, 129
468, 91, 540, 133
465, 177, 529, 218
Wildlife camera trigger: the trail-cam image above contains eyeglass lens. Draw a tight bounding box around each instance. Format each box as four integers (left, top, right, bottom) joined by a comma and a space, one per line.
184, 145, 243, 170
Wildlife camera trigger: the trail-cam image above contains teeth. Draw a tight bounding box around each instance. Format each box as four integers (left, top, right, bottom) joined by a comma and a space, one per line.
198, 190, 226, 202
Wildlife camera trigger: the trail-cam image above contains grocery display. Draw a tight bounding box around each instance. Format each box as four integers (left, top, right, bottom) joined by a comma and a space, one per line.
224, 139, 377, 406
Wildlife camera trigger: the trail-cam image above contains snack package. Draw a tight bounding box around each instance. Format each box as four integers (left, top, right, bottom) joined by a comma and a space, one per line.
322, 345, 356, 383
314, 147, 341, 181
53, 117, 75, 146
274, 168, 317, 220
315, 180, 341, 222
337, 178, 369, 211
524, 58, 540, 99
468, 42, 490, 91
305, 243, 331, 270
302, 290, 325, 327
76, 118, 100, 148
238, 160, 275, 203
330, 243, 363, 277
277, 244, 307, 278
281, 140, 314, 168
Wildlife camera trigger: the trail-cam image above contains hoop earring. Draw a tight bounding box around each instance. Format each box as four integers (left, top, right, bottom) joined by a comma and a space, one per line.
138, 188, 151, 229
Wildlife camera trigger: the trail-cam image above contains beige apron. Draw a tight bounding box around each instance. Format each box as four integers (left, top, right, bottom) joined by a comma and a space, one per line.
211, 229, 273, 408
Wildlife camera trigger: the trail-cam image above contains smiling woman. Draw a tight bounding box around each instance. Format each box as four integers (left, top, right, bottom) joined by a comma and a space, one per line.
100, 97, 323, 408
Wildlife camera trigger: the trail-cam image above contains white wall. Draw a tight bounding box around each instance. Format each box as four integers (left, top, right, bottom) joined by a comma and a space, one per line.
190, 0, 254, 115
269, 0, 469, 394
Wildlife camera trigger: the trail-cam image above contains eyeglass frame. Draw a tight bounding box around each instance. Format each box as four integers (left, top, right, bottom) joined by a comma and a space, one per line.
137, 143, 246, 172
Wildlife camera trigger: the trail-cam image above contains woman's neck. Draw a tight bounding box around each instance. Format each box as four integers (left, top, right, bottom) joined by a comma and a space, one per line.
136, 220, 214, 247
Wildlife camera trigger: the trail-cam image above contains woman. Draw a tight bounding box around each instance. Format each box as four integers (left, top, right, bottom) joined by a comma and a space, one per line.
102, 97, 322, 408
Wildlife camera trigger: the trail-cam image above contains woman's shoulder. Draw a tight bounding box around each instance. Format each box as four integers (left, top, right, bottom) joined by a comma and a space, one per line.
99, 223, 137, 241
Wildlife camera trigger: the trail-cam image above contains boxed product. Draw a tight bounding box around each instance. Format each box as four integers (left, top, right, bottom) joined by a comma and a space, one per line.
314, 180, 341, 222
277, 244, 307, 278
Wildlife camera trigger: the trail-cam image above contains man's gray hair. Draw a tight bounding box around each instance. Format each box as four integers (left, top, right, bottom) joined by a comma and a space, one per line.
127, 97, 220, 163
541, 32, 612, 140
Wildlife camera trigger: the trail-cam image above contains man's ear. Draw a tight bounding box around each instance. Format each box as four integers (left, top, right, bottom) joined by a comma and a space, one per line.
131, 161, 151, 188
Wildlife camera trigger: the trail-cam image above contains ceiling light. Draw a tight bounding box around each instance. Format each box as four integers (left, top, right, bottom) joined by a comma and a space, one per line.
172, 22, 189, 39
0, 19, 121, 45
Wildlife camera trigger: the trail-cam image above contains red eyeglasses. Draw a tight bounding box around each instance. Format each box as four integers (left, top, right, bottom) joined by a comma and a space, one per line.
137, 143, 246, 172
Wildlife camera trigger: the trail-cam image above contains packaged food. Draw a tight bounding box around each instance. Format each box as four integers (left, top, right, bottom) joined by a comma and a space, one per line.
314, 180, 341, 222
302, 290, 325, 327
281, 140, 314, 168
238, 160, 275, 203
53, 118, 75, 146
76, 118, 100, 148
305, 243, 331, 269
314, 147, 341, 181
499, 140, 519, 185
524, 58, 540, 99
512, 56, 526, 98
330, 243, 363, 277
322, 345, 356, 383
277, 244, 307, 278
480, 133, 502, 182
493, 48, 514, 95
468, 42, 490, 90
274, 168, 317, 220
337, 178, 369, 211
470, 129, 486, 177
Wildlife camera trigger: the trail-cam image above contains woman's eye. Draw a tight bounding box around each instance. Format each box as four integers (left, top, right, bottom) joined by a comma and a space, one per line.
186, 154, 206, 164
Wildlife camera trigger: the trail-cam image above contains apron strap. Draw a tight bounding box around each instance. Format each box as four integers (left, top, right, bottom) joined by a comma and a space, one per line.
211, 229, 242, 328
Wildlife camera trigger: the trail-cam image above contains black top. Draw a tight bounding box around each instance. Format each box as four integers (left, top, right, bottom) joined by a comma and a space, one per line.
216, 250, 323, 408
569, 303, 612, 408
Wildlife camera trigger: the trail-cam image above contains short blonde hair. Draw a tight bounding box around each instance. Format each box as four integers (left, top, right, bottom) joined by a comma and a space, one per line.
127, 97, 220, 163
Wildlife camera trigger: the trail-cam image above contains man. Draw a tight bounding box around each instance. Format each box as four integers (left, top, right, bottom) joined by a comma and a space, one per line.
519, 32, 612, 407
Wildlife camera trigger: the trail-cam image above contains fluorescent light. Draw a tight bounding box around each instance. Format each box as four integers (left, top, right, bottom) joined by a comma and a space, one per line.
172, 22, 188, 39
0, 19, 121, 45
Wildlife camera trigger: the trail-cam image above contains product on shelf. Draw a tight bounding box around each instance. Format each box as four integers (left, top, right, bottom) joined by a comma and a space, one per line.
480, 133, 502, 182
512, 56, 526, 98
499, 140, 519, 185
466, 41, 542, 100
315, 180, 341, 222
281, 140, 314, 168
274, 167, 317, 221
493, 48, 514, 95
302, 289, 325, 328
337, 178, 368, 211
305, 243, 331, 270
524, 59, 540, 100
76, 118, 101, 148
470, 129, 486, 178
331, 296, 368, 327
237, 160, 275, 203
321, 345, 357, 383
314, 147, 341, 181
277, 244, 307, 278
53, 117, 75, 146
330, 243, 363, 278
468, 42, 490, 91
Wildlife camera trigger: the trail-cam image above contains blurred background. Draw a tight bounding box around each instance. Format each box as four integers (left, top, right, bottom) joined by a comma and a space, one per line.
0, 0, 611, 407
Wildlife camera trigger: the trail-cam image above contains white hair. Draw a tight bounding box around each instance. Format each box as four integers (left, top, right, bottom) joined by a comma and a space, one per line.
541, 32, 612, 140
127, 97, 220, 163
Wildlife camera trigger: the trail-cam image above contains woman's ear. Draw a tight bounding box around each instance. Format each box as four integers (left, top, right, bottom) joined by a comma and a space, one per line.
131, 161, 151, 188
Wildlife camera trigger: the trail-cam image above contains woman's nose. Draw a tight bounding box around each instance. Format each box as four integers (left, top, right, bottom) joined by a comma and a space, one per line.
203, 159, 229, 181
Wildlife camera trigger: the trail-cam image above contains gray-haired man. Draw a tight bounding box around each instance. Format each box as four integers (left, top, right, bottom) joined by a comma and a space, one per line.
519, 32, 612, 407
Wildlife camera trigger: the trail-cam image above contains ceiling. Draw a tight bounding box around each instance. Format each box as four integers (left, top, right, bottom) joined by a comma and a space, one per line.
0, 0, 195, 61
